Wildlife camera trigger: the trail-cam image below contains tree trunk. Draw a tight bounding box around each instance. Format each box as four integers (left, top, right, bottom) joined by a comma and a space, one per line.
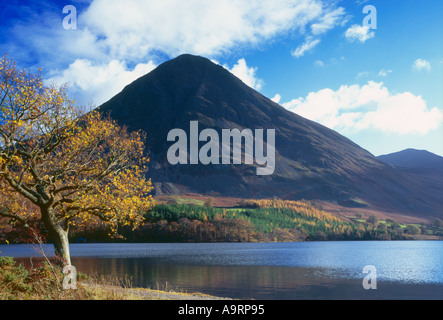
52, 229, 71, 266
41, 207, 71, 266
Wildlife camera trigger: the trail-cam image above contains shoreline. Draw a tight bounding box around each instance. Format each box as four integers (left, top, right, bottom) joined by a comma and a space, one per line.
80, 282, 231, 300
2, 235, 442, 247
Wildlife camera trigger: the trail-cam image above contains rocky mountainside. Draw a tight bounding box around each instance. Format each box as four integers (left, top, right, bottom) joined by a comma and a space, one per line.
98, 54, 442, 219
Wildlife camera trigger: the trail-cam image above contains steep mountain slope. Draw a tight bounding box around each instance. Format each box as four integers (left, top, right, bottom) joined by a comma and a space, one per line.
97, 54, 442, 219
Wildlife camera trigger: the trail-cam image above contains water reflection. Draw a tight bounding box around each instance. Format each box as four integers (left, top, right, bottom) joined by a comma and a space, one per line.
70, 257, 443, 300
3, 241, 443, 299
71, 257, 356, 299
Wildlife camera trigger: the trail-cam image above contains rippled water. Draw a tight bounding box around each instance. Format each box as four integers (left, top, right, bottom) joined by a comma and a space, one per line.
1, 241, 442, 299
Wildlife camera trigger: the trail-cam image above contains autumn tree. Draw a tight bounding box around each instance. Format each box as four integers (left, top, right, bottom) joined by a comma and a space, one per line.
204, 197, 214, 208
366, 215, 379, 226
432, 218, 442, 229
405, 224, 420, 235
0, 55, 154, 266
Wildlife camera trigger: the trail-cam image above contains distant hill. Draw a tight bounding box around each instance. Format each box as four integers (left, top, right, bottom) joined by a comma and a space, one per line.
378, 149, 443, 169
378, 149, 443, 215
97, 54, 442, 220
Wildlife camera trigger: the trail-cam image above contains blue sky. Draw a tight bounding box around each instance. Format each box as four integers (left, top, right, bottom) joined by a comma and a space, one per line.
1, 0, 442, 156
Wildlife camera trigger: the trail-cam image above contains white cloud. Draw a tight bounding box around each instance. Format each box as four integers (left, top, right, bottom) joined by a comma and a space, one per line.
378, 69, 392, 77
356, 71, 370, 79
310, 6, 347, 35
47, 59, 157, 106
314, 60, 324, 67
413, 59, 431, 72
212, 58, 264, 91
80, 0, 343, 60
344, 24, 375, 43
292, 38, 321, 58
24, 0, 347, 104
271, 94, 282, 103
291, 3, 346, 59
282, 81, 443, 135
227, 59, 264, 91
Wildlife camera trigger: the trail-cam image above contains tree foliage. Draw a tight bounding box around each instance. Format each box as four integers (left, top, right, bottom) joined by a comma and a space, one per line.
104, 199, 410, 242
0, 55, 154, 264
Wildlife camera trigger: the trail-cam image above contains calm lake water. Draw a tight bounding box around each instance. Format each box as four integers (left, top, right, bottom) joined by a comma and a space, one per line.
1, 241, 442, 300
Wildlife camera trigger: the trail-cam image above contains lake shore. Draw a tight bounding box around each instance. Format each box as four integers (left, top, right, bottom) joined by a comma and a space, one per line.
80, 282, 230, 300
0, 255, 228, 300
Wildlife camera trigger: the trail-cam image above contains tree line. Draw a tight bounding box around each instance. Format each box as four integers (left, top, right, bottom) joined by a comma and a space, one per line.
65, 200, 418, 243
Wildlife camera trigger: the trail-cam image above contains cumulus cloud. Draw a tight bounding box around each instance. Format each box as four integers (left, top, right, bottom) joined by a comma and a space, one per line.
271, 94, 282, 103
228, 59, 264, 91
79, 0, 343, 60
10, 0, 347, 104
413, 59, 431, 72
344, 24, 375, 43
47, 59, 157, 106
282, 81, 443, 135
212, 58, 264, 91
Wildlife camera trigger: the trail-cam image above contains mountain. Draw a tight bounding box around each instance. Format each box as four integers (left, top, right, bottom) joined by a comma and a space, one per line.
377, 149, 443, 215
378, 149, 443, 169
97, 54, 442, 219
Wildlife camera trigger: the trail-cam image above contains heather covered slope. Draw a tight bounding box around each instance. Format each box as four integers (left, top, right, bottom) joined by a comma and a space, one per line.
98, 54, 442, 219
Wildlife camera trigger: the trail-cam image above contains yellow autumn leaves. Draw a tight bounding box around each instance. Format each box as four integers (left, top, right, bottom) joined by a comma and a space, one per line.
252, 198, 341, 223
0, 54, 154, 238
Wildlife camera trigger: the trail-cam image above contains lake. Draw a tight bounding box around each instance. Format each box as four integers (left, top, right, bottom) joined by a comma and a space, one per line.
1, 241, 442, 300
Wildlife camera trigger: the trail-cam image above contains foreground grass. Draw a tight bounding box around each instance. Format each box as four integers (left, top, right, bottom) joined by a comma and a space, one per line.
0, 257, 225, 300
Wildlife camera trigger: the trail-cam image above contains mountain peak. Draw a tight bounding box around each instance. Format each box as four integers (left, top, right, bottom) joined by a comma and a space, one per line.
157, 54, 215, 71
97, 55, 442, 218
152, 54, 231, 80
170, 53, 212, 64
378, 149, 443, 169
